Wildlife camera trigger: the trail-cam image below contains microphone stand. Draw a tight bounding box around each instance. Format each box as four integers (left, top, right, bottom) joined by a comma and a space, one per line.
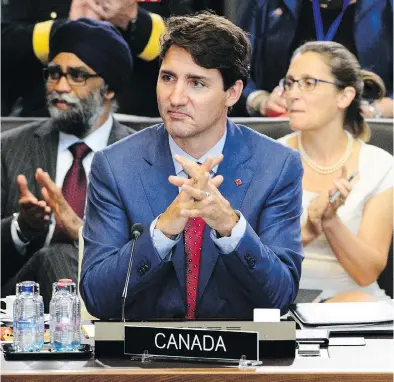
121, 226, 142, 322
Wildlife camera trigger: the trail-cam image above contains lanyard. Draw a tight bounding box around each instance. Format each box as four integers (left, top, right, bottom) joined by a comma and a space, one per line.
312, 0, 351, 41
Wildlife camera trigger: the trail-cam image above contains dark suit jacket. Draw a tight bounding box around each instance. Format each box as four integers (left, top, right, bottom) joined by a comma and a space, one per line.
1, 118, 134, 286
81, 119, 304, 320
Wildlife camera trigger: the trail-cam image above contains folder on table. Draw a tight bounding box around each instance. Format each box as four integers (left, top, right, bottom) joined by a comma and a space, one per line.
289, 301, 394, 327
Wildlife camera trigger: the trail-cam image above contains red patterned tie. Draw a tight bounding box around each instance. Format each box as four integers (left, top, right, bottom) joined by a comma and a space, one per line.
53, 142, 91, 242
184, 217, 206, 319
184, 164, 206, 319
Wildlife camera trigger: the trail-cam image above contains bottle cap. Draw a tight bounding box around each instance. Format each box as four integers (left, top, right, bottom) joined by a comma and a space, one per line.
21, 285, 34, 293
58, 279, 72, 283
18, 280, 38, 294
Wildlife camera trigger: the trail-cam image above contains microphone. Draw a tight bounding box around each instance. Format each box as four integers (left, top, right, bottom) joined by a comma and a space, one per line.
121, 223, 144, 322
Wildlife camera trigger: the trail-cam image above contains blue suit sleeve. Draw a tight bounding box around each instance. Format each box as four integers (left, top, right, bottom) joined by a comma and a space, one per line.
80, 150, 171, 319
221, 150, 304, 315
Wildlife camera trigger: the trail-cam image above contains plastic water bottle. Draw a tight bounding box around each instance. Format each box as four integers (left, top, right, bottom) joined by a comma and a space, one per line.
49, 279, 81, 352
13, 281, 43, 352
35, 285, 45, 349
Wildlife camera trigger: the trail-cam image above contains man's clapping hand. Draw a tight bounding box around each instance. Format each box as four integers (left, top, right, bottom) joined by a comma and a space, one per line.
16, 174, 51, 241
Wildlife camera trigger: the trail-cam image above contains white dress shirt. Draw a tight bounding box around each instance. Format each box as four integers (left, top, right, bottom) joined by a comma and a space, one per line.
150, 129, 247, 260
12, 115, 113, 253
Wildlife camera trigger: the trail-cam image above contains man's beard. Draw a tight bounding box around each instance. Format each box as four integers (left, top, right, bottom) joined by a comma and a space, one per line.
46, 87, 106, 138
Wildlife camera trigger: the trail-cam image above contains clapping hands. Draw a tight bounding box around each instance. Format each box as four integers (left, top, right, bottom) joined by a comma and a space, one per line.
307, 167, 354, 236
156, 155, 238, 238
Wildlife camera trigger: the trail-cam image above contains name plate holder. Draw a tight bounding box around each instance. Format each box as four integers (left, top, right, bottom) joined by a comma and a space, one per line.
124, 325, 262, 366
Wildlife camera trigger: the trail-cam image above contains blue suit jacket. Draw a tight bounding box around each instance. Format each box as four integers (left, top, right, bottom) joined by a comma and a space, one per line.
238, 0, 393, 98
81, 120, 304, 320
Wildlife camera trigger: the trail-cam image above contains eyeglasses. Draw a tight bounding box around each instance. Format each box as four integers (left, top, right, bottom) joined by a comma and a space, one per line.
279, 77, 344, 92
43, 67, 100, 86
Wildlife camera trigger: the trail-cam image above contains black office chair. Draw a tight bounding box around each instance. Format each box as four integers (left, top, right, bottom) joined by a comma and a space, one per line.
378, 239, 393, 298
368, 122, 393, 297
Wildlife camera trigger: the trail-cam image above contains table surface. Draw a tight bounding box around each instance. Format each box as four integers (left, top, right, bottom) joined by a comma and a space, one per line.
2, 337, 394, 382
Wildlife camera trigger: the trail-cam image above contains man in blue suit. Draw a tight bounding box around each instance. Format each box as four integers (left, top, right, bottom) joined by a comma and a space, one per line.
81, 12, 304, 320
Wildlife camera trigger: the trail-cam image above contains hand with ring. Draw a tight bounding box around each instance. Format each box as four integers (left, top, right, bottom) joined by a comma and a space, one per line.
180, 178, 239, 237
155, 155, 224, 238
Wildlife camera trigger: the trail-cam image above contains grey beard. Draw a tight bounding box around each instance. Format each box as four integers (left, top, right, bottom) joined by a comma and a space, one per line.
47, 88, 106, 138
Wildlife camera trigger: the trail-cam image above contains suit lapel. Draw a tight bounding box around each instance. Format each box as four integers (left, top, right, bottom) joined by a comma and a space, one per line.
197, 120, 255, 304
139, 125, 187, 295
32, 121, 59, 196
217, 121, 254, 211
139, 125, 178, 218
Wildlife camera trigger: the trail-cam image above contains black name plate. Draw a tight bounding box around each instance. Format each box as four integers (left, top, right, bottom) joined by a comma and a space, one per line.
124, 326, 259, 362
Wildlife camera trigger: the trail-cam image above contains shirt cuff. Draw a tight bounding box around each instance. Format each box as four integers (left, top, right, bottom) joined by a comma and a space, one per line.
246, 90, 266, 116
11, 213, 55, 255
44, 218, 55, 247
11, 213, 29, 255
210, 211, 247, 254
150, 215, 181, 261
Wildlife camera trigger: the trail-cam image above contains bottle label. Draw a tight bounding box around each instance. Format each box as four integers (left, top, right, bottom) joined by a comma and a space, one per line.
17, 320, 35, 330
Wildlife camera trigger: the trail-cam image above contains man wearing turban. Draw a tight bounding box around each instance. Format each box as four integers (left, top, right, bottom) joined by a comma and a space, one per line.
1, 0, 221, 118
1, 18, 135, 310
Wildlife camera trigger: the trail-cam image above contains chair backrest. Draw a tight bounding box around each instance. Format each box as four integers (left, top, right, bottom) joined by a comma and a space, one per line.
231, 117, 292, 140
2, 116, 393, 150
78, 226, 98, 321
367, 121, 393, 154
378, 239, 393, 298
229, 118, 394, 153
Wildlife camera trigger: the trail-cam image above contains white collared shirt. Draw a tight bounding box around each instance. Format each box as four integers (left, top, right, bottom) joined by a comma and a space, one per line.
56, 115, 113, 187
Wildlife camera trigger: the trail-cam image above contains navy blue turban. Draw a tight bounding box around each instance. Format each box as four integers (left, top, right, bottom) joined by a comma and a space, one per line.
49, 18, 133, 93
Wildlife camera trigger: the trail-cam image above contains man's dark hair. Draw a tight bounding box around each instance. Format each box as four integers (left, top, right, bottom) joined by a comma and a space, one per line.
160, 11, 251, 91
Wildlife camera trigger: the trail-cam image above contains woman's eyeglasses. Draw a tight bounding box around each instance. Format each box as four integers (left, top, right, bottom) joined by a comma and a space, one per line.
43, 67, 100, 86
279, 77, 344, 92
